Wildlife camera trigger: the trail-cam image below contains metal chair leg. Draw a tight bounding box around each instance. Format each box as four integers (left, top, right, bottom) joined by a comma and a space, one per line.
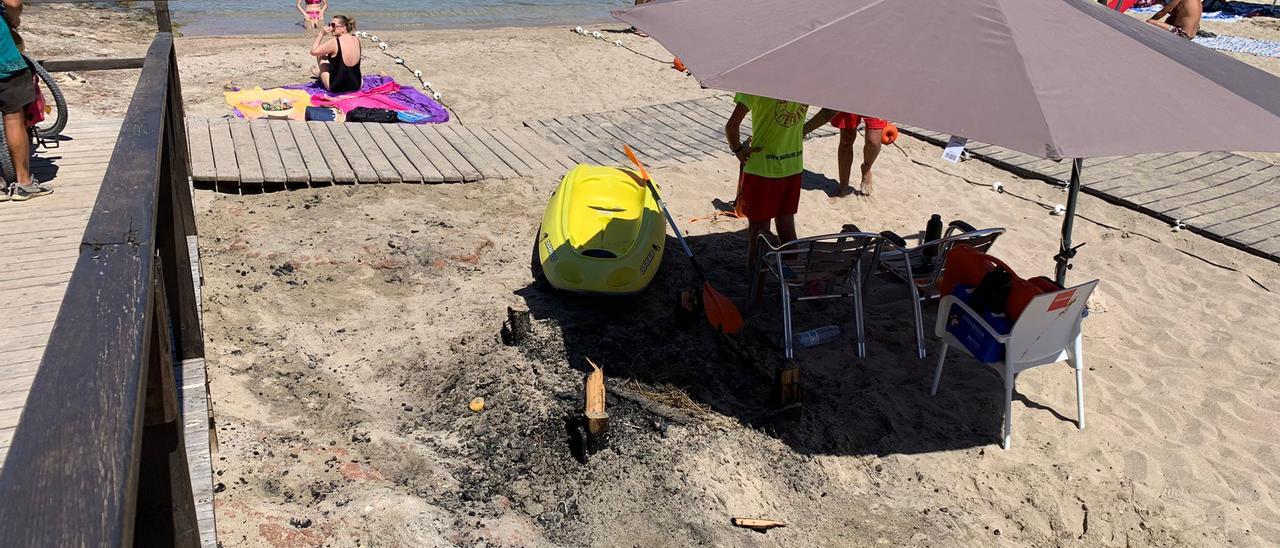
852, 270, 866, 358
1072, 334, 1085, 430
780, 278, 794, 361
908, 288, 926, 359
930, 342, 948, 395
1002, 373, 1014, 450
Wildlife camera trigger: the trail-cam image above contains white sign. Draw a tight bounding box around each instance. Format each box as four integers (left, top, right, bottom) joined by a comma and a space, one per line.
942, 136, 968, 163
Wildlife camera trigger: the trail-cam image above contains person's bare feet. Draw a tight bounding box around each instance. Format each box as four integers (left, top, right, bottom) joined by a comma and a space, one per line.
860, 163, 874, 196
828, 184, 857, 204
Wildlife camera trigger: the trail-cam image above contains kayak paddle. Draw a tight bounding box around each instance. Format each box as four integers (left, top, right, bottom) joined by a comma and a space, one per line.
623, 145, 744, 335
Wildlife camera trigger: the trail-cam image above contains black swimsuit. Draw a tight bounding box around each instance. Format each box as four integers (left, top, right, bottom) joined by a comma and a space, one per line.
327, 37, 362, 94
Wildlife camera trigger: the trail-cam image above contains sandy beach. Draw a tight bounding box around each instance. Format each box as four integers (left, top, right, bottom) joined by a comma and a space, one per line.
17, 4, 1280, 547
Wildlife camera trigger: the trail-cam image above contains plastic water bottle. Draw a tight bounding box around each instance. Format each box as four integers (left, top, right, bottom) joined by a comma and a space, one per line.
795, 325, 841, 348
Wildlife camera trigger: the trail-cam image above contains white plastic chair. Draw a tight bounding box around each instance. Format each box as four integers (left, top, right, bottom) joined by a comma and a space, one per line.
931, 279, 1099, 449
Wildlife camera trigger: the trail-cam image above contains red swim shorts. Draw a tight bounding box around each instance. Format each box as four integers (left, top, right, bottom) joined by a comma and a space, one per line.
735, 171, 803, 222
831, 112, 887, 131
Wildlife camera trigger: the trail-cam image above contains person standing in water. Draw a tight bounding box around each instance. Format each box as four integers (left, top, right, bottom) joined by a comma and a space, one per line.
309, 15, 361, 94
296, 0, 327, 30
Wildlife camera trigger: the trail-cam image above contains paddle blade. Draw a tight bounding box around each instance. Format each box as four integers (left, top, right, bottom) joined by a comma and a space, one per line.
703, 282, 744, 335
623, 144, 650, 182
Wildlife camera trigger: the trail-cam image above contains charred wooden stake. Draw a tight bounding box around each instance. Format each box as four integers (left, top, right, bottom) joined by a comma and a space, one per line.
585, 358, 608, 438
775, 362, 802, 419
674, 287, 702, 325
501, 307, 532, 346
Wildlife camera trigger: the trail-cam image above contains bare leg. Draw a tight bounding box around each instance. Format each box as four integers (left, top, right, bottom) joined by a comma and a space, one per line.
4, 111, 31, 186
316, 59, 331, 90
862, 128, 883, 196
747, 219, 772, 300
836, 127, 856, 197
774, 214, 797, 245
747, 219, 771, 278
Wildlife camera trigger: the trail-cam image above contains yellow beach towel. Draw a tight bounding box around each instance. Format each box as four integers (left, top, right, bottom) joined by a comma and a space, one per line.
224, 87, 313, 121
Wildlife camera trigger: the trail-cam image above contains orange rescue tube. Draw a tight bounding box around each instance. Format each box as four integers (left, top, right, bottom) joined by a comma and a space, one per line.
881, 122, 899, 145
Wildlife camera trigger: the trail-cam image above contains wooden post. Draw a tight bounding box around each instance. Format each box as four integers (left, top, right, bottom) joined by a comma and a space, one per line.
157, 47, 204, 362
775, 362, 801, 418
155, 1, 173, 33
134, 266, 200, 547
584, 359, 608, 437
167, 45, 198, 240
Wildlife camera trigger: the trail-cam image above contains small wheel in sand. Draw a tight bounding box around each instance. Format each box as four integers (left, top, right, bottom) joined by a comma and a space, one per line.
530, 225, 549, 288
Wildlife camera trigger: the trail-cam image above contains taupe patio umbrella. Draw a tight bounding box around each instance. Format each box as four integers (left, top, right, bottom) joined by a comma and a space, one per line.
615, 0, 1280, 284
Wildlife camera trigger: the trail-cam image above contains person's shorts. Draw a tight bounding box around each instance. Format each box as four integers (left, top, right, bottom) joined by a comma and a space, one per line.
0, 68, 34, 115
736, 171, 803, 222
831, 112, 887, 131
1169, 26, 1191, 39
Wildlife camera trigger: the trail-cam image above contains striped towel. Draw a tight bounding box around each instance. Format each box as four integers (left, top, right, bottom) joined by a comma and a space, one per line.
1194, 35, 1280, 58
1129, 6, 1243, 20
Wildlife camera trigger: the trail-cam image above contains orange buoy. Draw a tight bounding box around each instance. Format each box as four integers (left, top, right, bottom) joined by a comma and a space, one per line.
673, 57, 687, 72
881, 122, 899, 145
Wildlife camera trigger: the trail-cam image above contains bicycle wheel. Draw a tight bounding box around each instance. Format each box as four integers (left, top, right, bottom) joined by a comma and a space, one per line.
0, 128, 37, 184
27, 55, 68, 139
0, 126, 13, 184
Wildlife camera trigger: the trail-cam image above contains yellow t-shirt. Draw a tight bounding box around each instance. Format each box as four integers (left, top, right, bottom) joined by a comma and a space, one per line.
735, 93, 808, 178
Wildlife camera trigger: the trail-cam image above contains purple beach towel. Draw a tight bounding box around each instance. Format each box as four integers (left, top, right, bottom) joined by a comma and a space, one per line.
283, 75, 450, 124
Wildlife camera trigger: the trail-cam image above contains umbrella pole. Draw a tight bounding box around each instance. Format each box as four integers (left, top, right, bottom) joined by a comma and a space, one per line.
1055, 158, 1084, 286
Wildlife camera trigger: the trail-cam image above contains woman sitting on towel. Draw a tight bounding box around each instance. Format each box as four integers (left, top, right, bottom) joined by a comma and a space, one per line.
309, 15, 362, 94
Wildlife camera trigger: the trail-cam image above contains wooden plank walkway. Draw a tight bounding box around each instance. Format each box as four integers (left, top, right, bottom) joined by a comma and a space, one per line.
187, 119, 574, 190
1, 118, 218, 547
897, 125, 1280, 264
185, 95, 1279, 263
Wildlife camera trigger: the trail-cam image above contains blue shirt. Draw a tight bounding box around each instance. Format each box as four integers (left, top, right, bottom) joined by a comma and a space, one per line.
0, 12, 27, 77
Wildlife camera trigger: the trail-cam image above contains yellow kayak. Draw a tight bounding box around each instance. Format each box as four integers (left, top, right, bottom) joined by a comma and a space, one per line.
533, 164, 666, 295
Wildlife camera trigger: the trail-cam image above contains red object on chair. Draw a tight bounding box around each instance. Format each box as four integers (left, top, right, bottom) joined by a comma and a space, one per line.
938, 244, 1052, 322
937, 244, 992, 297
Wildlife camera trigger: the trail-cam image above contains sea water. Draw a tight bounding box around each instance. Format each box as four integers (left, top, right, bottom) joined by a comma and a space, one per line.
172, 0, 634, 36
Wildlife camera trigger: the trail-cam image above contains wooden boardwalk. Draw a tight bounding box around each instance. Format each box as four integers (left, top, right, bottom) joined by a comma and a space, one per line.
185, 97, 838, 191
524, 94, 838, 166
186, 94, 1280, 262
899, 127, 1280, 264
186, 118, 580, 189
0, 118, 218, 547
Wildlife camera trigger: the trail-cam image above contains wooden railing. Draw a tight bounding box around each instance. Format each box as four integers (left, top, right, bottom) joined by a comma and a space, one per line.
0, 33, 204, 546
26, 0, 172, 72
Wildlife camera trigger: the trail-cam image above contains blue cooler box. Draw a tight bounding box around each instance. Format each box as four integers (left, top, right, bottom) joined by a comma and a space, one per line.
945, 284, 1012, 363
